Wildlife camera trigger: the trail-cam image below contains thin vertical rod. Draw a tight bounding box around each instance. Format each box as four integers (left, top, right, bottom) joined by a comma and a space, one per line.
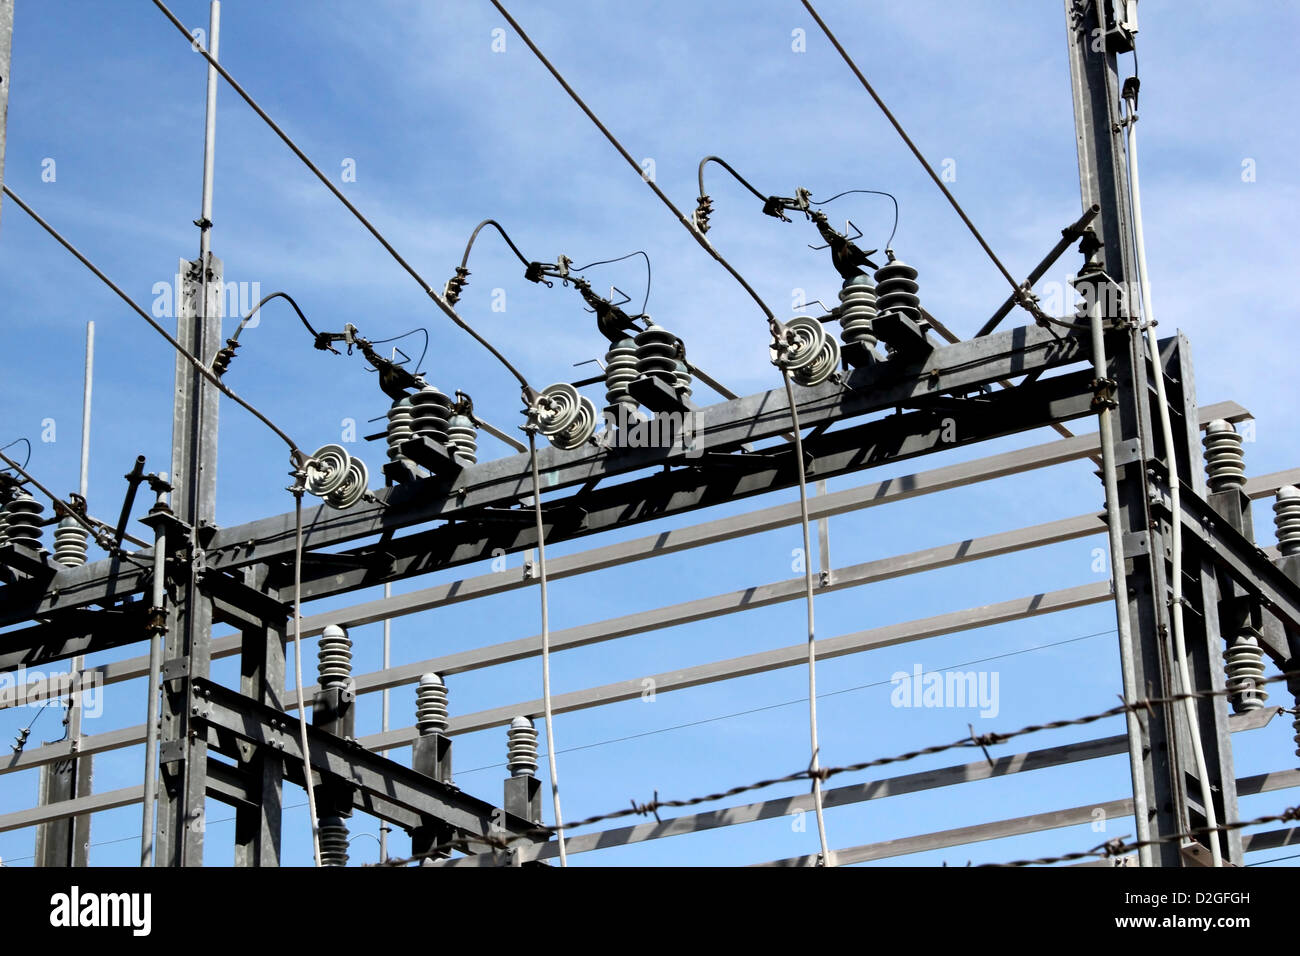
141, 483, 167, 867
379, 581, 391, 863
197, 1, 219, 273
78, 322, 93, 500
1088, 303, 1152, 866
67, 321, 93, 759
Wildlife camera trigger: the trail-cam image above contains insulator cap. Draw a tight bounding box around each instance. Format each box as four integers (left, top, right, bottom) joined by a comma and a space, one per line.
1275, 485, 1300, 556
1203, 419, 1246, 492
506, 715, 539, 778
416, 672, 450, 735
317, 623, 353, 688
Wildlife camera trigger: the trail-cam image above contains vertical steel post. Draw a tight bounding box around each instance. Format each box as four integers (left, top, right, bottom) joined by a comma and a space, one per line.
157, 0, 221, 867
1065, 0, 1239, 864
233, 565, 285, 866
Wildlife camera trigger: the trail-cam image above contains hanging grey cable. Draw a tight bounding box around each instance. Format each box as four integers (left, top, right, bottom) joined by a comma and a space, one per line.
486, 0, 777, 328
291, 491, 322, 866
1121, 88, 1221, 866
150, 0, 535, 398
782, 371, 833, 866
527, 430, 568, 866
2, 185, 305, 466
487, 1, 834, 855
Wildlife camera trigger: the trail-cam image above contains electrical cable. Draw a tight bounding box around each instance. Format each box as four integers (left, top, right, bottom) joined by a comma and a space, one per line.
1122, 89, 1221, 866
150, 0, 535, 397
527, 429, 568, 866
0, 438, 31, 473
291, 491, 322, 866
2, 185, 305, 466
571, 250, 651, 317
487, 0, 776, 327
226, 291, 321, 348
782, 370, 833, 866
698, 155, 768, 204
367, 327, 430, 375
808, 188, 899, 250
456, 218, 532, 272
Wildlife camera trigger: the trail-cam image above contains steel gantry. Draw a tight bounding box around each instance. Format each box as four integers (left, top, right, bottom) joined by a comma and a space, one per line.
1, 0, 1298, 867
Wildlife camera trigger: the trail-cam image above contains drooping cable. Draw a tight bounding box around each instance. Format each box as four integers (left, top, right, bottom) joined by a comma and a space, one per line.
527, 429, 568, 866
487, 0, 776, 327
698, 155, 768, 205
291, 490, 322, 867
1122, 88, 1221, 866
367, 328, 430, 375
571, 250, 651, 317
808, 188, 900, 251
2, 185, 305, 465
781, 371, 833, 866
227, 291, 321, 347
457, 219, 532, 272
0, 438, 32, 473
150, 0, 534, 396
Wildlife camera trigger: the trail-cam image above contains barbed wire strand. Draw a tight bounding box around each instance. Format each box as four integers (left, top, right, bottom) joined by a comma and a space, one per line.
376, 668, 1300, 867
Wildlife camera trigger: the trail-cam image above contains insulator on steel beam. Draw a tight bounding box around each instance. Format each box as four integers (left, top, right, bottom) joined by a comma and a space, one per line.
506, 716, 539, 778
1274, 485, 1300, 556
445, 413, 478, 465
1, 491, 44, 552
532, 383, 597, 451
770, 316, 839, 387
52, 516, 89, 567
1224, 629, 1268, 714
416, 673, 449, 736
318, 816, 349, 867
837, 273, 879, 367
386, 397, 413, 463
1203, 419, 1246, 493
317, 624, 352, 689
874, 253, 922, 325
410, 386, 452, 445
303, 444, 369, 511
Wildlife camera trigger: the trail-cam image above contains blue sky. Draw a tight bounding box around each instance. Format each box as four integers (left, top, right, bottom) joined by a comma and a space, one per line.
1, 0, 1298, 867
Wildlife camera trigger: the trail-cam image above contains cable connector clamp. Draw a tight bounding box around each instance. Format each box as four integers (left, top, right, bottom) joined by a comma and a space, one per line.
1090, 377, 1118, 411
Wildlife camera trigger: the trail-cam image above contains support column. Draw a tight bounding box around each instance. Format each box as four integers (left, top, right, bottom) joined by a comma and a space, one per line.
157, 254, 222, 867
234, 565, 285, 866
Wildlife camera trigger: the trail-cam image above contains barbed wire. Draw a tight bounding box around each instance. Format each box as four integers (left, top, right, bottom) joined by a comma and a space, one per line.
983, 803, 1300, 868
374, 668, 1300, 867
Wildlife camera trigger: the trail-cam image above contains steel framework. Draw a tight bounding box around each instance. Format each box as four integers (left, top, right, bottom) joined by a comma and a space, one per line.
1, 0, 1298, 867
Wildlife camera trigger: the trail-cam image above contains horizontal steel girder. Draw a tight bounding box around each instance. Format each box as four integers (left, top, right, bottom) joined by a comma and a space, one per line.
0, 323, 1087, 629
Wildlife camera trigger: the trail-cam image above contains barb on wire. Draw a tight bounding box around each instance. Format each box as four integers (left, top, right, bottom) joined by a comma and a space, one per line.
985, 804, 1300, 868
